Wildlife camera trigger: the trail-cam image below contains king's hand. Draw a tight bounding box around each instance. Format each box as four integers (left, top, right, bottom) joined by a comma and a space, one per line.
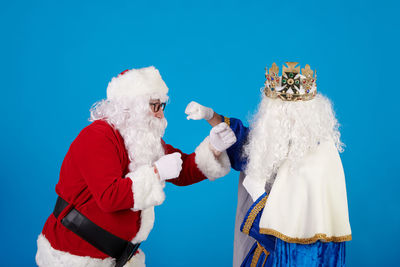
209, 123, 237, 154
185, 101, 214, 120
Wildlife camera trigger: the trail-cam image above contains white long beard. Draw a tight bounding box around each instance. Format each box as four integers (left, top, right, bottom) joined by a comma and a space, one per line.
89, 96, 168, 172
243, 94, 343, 190
118, 115, 167, 171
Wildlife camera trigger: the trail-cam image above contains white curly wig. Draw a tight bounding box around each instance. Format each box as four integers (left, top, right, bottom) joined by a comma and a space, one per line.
243, 93, 343, 190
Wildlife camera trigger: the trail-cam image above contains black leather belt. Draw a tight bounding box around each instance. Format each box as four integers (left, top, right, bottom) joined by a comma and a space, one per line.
53, 196, 140, 267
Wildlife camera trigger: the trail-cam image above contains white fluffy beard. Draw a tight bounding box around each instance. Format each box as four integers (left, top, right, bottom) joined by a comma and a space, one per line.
118, 113, 167, 171
243, 94, 343, 190
90, 95, 168, 172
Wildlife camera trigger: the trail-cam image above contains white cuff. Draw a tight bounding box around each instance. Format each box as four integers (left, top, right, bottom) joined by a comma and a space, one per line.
195, 136, 231, 181
243, 175, 266, 202
131, 207, 155, 243
127, 165, 165, 211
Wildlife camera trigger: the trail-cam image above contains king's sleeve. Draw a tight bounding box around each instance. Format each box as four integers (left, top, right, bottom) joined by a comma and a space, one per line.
221, 116, 250, 172
162, 138, 231, 186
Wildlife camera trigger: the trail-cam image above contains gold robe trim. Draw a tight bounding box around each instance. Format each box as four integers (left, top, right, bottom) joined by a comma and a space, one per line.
259, 228, 352, 244
242, 195, 268, 235
223, 116, 231, 126
250, 242, 270, 267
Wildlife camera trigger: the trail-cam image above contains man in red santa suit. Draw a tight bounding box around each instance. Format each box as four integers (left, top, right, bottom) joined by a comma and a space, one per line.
35, 66, 236, 267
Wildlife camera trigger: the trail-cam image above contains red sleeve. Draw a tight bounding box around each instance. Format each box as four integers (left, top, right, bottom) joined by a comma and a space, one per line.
72, 124, 134, 212
162, 140, 207, 186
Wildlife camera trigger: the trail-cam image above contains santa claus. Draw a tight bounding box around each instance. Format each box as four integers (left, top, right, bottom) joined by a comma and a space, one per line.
36, 66, 236, 267
185, 62, 352, 267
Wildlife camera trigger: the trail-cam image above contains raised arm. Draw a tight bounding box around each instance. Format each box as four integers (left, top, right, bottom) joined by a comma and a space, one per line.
185, 101, 250, 172
185, 101, 222, 127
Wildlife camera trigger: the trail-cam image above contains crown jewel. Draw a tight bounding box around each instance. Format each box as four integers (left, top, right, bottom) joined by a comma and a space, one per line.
264, 62, 317, 101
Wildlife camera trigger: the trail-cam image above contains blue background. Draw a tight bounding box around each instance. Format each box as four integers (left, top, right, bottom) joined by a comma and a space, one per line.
1, 0, 399, 266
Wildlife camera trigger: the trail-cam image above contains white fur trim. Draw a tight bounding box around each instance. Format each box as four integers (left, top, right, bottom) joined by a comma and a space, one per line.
128, 165, 161, 243
128, 165, 165, 211
131, 207, 155, 243
107, 66, 168, 101
36, 234, 146, 267
195, 136, 231, 181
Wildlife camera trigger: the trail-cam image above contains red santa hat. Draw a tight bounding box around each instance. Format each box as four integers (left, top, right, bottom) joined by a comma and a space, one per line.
106, 66, 169, 101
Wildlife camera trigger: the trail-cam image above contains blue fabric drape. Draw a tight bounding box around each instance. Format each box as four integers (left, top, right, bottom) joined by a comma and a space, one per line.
239, 192, 346, 267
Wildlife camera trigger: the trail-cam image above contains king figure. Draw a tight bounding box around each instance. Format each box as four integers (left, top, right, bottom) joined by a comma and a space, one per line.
185, 62, 352, 267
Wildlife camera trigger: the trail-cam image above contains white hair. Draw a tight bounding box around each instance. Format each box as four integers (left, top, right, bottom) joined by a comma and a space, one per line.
89, 94, 168, 171
243, 93, 343, 190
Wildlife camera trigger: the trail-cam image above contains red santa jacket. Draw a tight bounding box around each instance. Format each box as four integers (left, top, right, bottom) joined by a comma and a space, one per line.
40, 120, 221, 259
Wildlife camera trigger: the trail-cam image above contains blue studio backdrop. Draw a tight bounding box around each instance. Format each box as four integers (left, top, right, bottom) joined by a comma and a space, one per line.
1, 0, 399, 266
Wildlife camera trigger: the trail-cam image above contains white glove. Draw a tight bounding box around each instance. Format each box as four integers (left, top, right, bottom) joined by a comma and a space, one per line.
185, 101, 214, 120
209, 123, 237, 152
154, 152, 183, 181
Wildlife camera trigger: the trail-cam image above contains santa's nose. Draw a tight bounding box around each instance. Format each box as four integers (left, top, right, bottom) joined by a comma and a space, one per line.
154, 109, 164, 119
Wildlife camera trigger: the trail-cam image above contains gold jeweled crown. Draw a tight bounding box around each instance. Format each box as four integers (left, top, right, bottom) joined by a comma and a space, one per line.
264, 62, 317, 101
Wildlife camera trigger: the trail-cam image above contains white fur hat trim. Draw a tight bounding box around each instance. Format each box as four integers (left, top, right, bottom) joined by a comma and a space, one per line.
107, 66, 168, 101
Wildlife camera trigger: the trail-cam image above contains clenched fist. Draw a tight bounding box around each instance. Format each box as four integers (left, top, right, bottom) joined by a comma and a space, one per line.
185, 101, 214, 120
154, 152, 183, 181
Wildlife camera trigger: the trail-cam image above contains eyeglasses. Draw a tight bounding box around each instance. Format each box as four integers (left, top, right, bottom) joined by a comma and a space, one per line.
149, 102, 166, 113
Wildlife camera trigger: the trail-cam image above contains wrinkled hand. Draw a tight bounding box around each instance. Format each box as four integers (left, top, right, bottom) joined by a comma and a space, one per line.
185, 101, 214, 120
209, 123, 237, 152
154, 152, 183, 181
